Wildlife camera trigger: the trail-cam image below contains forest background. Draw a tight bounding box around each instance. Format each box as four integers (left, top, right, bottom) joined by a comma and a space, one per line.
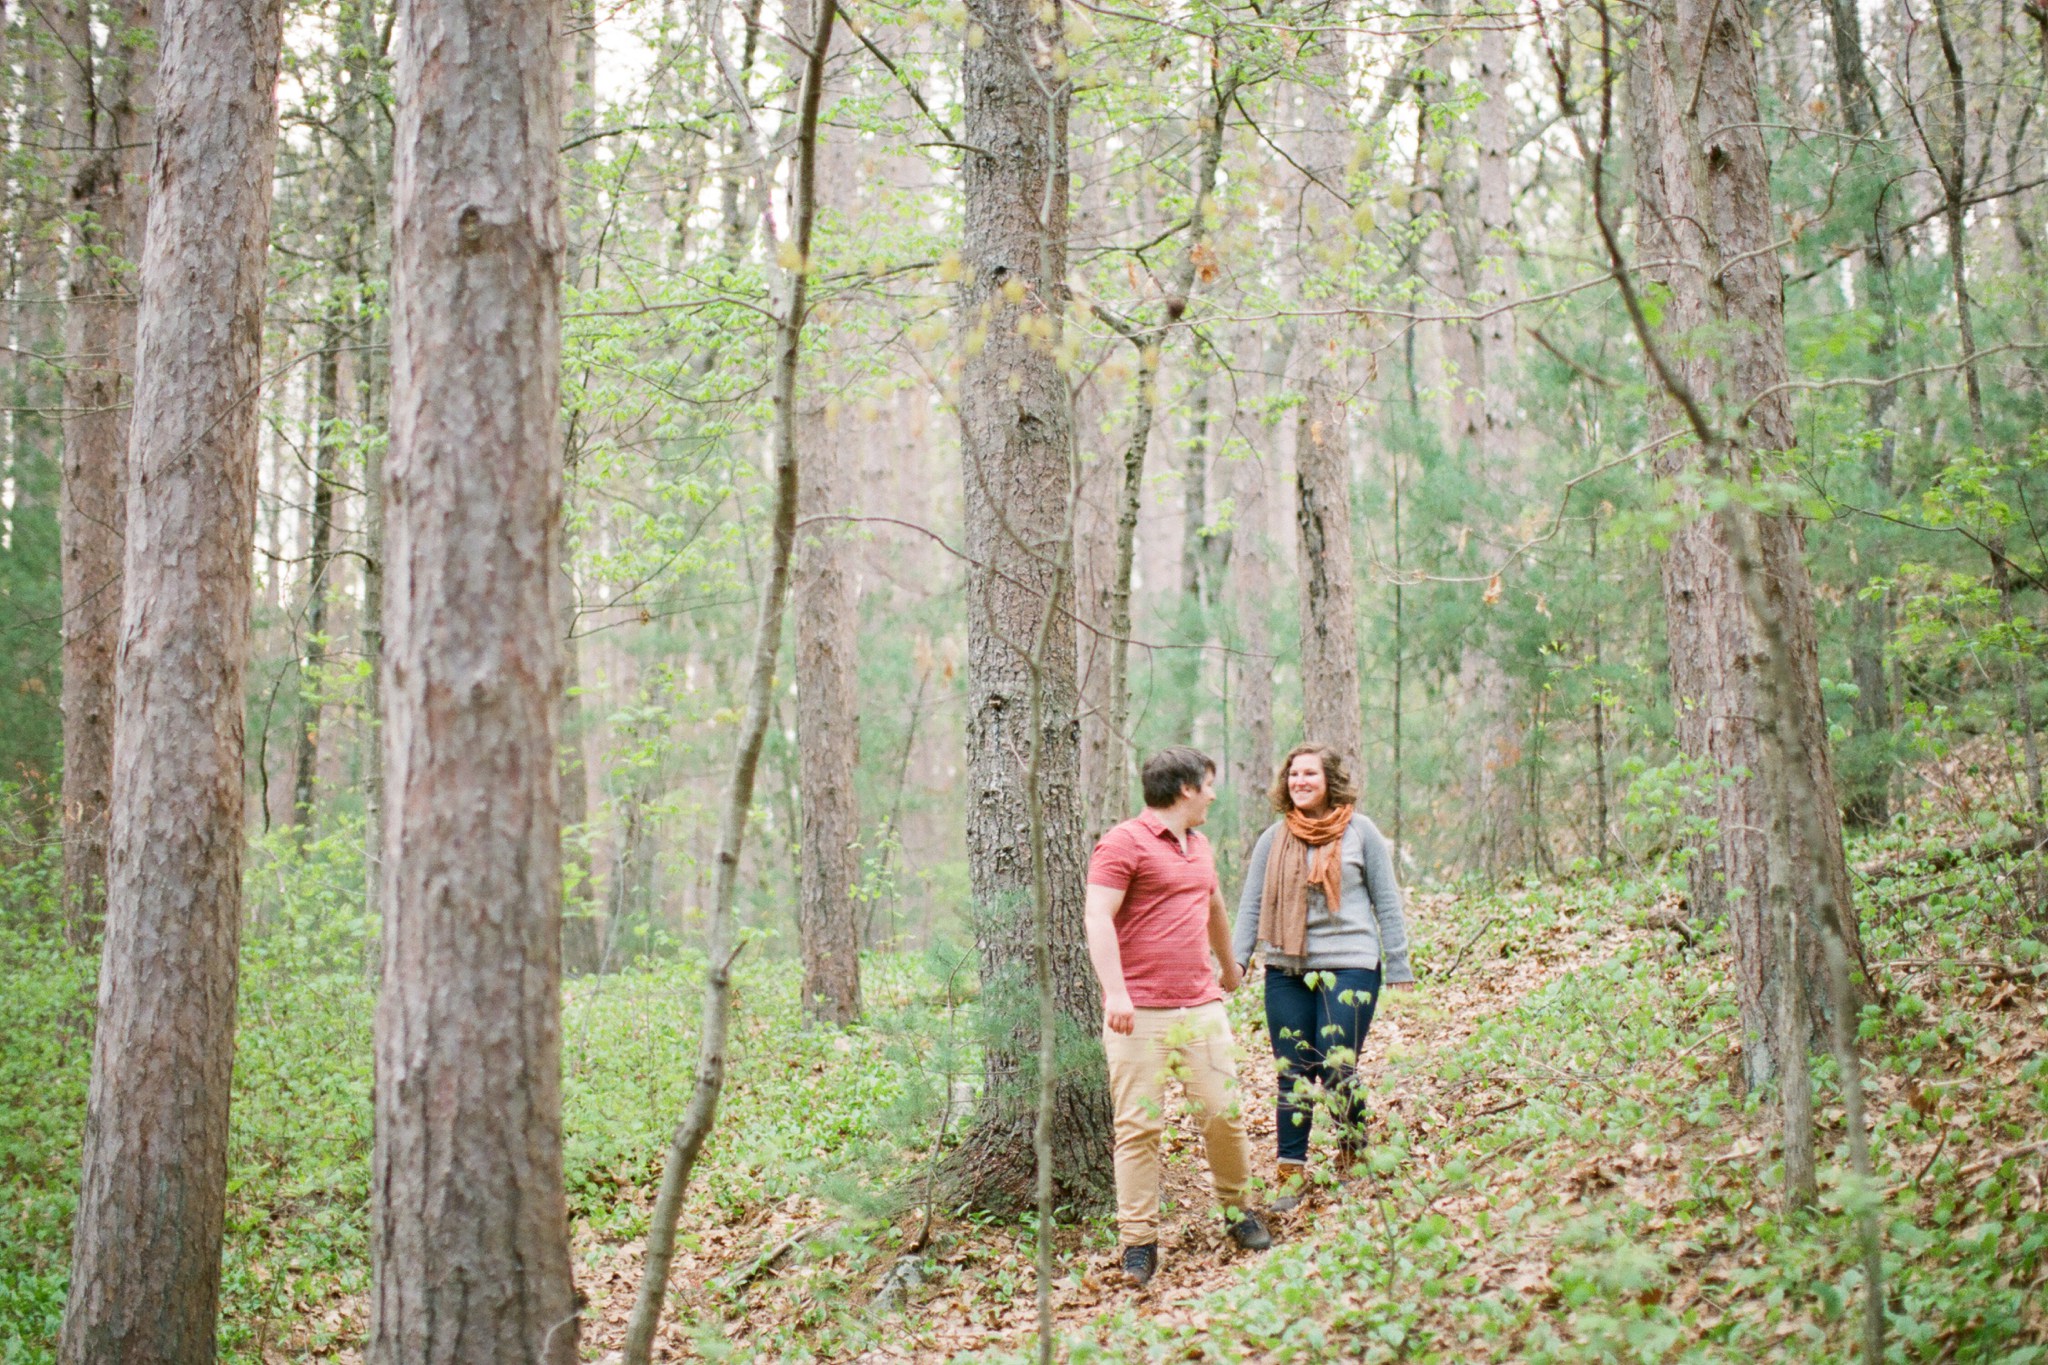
0, 0, 2046, 1359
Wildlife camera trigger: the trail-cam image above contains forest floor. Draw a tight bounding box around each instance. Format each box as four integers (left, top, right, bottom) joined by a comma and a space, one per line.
558, 837, 2047, 1365
570, 885, 1642, 1362
3, 785, 2047, 1363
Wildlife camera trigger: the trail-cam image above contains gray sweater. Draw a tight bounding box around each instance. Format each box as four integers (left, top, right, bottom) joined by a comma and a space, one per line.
1232, 814, 1413, 981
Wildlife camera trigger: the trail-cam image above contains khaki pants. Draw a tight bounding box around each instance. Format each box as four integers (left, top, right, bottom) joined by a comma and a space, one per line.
1101, 1000, 1252, 1246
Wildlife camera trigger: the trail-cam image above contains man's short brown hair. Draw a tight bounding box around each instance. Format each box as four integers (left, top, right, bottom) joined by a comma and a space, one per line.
1141, 746, 1216, 809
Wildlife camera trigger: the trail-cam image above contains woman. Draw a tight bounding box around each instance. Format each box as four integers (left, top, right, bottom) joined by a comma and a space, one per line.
1232, 743, 1413, 1210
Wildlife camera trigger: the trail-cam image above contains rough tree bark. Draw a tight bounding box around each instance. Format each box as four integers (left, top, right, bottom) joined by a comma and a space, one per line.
57, 0, 153, 949
796, 396, 863, 1024
620, 0, 839, 1353
369, 2, 578, 1361
1623, 0, 1862, 1089
58, 2, 282, 1360
1290, 28, 1364, 764
947, 0, 1114, 1210
792, 24, 864, 1025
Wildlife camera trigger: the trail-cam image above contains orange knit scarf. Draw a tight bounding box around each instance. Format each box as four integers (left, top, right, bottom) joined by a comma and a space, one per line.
1258, 804, 1355, 959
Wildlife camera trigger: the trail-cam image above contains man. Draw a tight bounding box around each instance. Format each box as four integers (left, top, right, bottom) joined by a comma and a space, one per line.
1085, 746, 1272, 1288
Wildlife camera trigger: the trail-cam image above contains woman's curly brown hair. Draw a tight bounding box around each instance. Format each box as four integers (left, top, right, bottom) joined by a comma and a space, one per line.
1267, 743, 1358, 813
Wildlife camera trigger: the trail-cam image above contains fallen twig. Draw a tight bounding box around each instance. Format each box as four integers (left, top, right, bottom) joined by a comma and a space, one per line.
1436, 914, 1503, 980
1880, 958, 2041, 983
1958, 1139, 2048, 1179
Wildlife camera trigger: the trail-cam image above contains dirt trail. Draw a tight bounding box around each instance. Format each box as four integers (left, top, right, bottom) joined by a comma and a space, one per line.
801, 892, 1638, 1363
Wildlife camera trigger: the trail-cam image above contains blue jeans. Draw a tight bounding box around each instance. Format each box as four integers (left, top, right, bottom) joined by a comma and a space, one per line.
1263, 966, 1381, 1163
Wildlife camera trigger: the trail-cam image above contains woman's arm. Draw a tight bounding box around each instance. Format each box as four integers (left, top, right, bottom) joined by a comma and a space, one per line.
1231, 825, 1275, 969
1357, 818, 1414, 984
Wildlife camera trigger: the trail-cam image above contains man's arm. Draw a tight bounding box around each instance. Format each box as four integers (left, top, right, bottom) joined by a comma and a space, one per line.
1084, 883, 1135, 1034
1208, 889, 1243, 993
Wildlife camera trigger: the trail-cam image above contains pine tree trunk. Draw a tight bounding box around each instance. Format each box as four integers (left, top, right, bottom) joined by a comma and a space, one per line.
1169, 361, 1216, 749
790, 31, 864, 1024
1459, 15, 1528, 874
1625, 0, 1861, 1088
1290, 35, 1363, 765
1225, 326, 1279, 856
795, 393, 863, 1024
59, 2, 282, 1359
370, 2, 578, 1360
948, 0, 1113, 1210
339, 0, 389, 937
557, 0, 600, 975
293, 319, 343, 826
1823, 0, 1899, 827
559, 565, 601, 975
57, 0, 152, 949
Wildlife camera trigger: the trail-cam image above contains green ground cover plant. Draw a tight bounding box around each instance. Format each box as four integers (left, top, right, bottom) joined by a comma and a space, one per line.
2, 793, 2043, 1362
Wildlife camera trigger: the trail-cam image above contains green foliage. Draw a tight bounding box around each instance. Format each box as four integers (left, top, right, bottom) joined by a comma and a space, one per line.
1614, 752, 1720, 875
0, 844, 86, 1363
0, 403, 62, 794
0, 810, 968, 1360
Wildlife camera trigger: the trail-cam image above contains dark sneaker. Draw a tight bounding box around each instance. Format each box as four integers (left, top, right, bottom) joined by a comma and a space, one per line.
1227, 1210, 1273, 1251
1120, 1242, 1158, 1288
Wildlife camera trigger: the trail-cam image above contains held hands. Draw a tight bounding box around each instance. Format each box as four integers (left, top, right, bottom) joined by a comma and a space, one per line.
1219, 958, 1244, 994
1103, 991, 1136, 1035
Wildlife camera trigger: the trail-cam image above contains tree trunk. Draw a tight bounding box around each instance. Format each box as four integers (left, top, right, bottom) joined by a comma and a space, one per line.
1290, 34, 1364, 765
790, 27, 864, 1024
1459, 15, 1528, 874
1167, 360, 1218, 746
1099, 374, 1150, 829
293, 316, 343, 827
370, 2, 578, 1361
1823, 0, 1899, 828
557, 0, 600, 975
57, 0, 153, 949
947, 0, 1113, 1211
59, 2, 282, 1360
1924, 0, 2046, 876
559, 565, 601, 975
340, 0, 390, 938
1625, 0, 1861, 1089
1225, 325, 1279, 857
1294, 375, 1363, 763
1590, 514, 1609, 865
795, 394, 863, 1024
